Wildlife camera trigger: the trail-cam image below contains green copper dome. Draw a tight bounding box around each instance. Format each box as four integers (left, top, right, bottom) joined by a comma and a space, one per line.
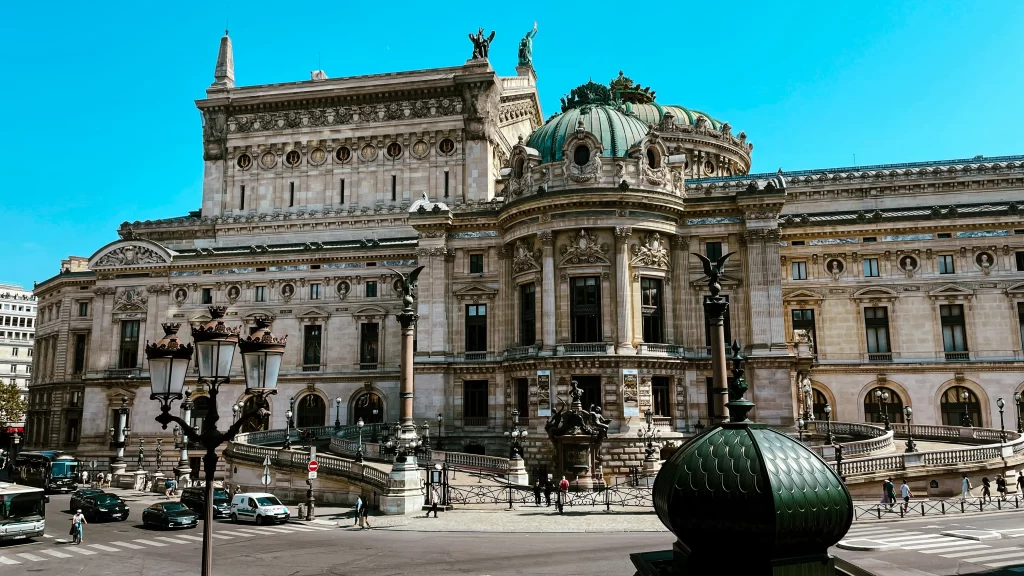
526, 105, 649, 164
623, 102, 724, 130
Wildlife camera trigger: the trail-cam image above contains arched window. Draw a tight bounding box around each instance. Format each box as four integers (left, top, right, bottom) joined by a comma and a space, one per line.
296, 394, 326, 428
190, 396, 211, 432
811, 389, 829, 422
240, 396, 270, 432
573, 145, 590, 167
863, 387, 905, 424
646, 148, 661, 169
353, 392, 384, 424
940, 386, 981, 427
513, 157, 525, 179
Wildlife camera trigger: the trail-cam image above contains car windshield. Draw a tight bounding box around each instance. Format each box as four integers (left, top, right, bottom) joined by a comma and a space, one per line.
162, 503, 188, 512
1, 493, 45, 523
50, 461, 78, 479
255, 497, 282, 507
213, 489, 229, 501
94, 495, 120, 505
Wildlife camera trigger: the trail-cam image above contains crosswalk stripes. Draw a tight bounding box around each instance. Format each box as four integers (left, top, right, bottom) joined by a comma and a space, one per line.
176, 535, 204, 542
955, 551, 1024, 564
38, 550, 72, 559
88, 544, 122, 552
0, 557, 18, 565
131, 539, 166, 547
109, 541, 145, 550
984, 556, 1024, 568
210, 534, 233, 539
154, 536, 191, 545
68, 546, 95, 555
15, 553, 46, 562
919, 544, 990, 554
941, 548, 1012, 558
254, 527, 293, 534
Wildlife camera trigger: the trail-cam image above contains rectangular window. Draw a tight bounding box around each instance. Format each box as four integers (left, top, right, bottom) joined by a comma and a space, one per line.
791, 309, 816, 354
444, 171, 450, 198
704, 295, 732, 351
572, 375, 602, 410
255, 286, 266, 302
302, 325, 322, 369
1016, 252, 1024, 272
69, 390, 81, 408
72, 333, 87, 374
469, 253, 484, 274
201, 288, 213, 304
705, 241, 723, 262
1019, 303, 1024, 350
78, 302, 88, 317
519, 283, 536, 347
940, 304, 968, 354
66, 418, 79, 443
465, 304, 487, 352
289, 182, 295, 207
310, 283, 321, 300
463, 380, 488, 424
239, 185, 245, 211
570, 277, 602, 343
391, 175, 397, 201
365, 281, 378, 298
864, 307, 891, 358
792, 262, 807, 280
863, 258, 880, 277
652, 376, 671, 417
360, 323, 379, 369
340, 179, 345, 204
26, 318, 32, 327
118, 320, 140, 369
938, 255, 955, 274
11, 348, 17, 358
515, 377, 530, 417
641, 277, 664, 344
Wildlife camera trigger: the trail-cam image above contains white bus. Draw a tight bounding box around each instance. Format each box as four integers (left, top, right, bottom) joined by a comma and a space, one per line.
0, 482, 47, 541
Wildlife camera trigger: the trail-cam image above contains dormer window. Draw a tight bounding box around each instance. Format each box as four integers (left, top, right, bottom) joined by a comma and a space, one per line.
514, 157, 525, 179
573, 145, 591, 167
646, 148, 661, 169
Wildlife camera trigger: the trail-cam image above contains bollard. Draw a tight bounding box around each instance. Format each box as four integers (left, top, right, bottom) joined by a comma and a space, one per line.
961, 500, 965, 513
941, 501, 945, 514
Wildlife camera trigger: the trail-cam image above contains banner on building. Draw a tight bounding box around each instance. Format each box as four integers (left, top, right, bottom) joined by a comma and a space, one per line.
638, 376, 653, 415
537, 370, 551, 416
622, 368, 639, 417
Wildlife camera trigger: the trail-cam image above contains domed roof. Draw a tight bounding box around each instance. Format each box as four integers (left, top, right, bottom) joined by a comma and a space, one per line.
653, 423, 852, 566
623, 102, 724, 131
526, 105, 649, 164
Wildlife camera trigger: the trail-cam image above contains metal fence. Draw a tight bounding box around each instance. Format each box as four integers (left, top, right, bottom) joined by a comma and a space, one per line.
853, 495, 1023, 521
444, 483, 653, 510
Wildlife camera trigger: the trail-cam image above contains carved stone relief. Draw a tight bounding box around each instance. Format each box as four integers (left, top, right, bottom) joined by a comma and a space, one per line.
559, 229, 610, 266
630, 232, 670, 269
113, 287, 148, 312
512, 239, 542, 275
95, 244, 168, 267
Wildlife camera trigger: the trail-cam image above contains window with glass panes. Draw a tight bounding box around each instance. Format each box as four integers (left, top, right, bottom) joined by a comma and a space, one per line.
864, 307, 891, 354
255, 286, 266, 302
72, 333, 87, 374
1017, 252, 1024, 272
1017, 303, 1024, 350
938, 255, 955, 274
515, 378, 529, 416
78, 301, 89, 317
310, 283, 321, 300
118, 320, 139, 368
705, 241, 723, 261
365, 281, 378, 297
791, 309, 816, 353
519, 283, 536, 346
465, 304, 487, 352
792, 262, 807, 280
940, 304, 967, 352
863, 258, 880, 277
303, 325, 322, 367
469, 254, 484, 274
652, 376, 671, 417
570, 277, 601, 343
640, 277, 663, 344
463, 380, 488, 423
360, 323, 379, 368
572, 375, 602, 410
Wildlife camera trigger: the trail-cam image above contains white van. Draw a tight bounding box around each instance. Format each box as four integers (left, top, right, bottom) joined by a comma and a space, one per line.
229, 492, 291, 525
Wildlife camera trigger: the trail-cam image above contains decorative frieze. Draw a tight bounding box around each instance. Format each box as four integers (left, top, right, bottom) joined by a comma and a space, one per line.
227, 98, 463, 134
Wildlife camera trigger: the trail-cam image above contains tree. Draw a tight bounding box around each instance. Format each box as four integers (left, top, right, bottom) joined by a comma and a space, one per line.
0, 381, 27, 428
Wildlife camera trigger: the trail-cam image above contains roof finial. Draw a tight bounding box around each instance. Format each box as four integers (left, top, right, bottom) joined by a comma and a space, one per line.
212, 28, 235, 88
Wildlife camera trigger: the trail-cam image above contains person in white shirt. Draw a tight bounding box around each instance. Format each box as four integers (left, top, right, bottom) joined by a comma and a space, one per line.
900, 480, 913, 514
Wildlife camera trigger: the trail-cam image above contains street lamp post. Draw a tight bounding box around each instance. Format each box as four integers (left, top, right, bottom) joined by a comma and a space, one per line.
334, 398, 342, 429
1015, 392, 1023, 434
436, 414, 443, 451
109, 394, 131, 472
284, 410, 293, 451
904, 406, 917, 453
875, 389, 891, 431
174, 387, 193, 485
961, 389, 973, 427
145, 312, 285, 576
823, 404, 835, 445
797, 418, 805, 443
356, 418, 365, 462
503, 409, 528, 460
637, 409, 661, 460
997, 397, 1006, 444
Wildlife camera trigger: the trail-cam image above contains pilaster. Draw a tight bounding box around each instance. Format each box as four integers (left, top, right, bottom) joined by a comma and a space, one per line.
539, 231, 556, 355
614, 226, 634, 353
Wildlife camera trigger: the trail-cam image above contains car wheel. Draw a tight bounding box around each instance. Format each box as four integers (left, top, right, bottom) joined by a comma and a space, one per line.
230, 513, 238, 523
255, 515, 264, 526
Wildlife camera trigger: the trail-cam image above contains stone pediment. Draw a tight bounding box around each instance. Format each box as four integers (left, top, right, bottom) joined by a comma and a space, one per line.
90, 237, 175, 269
852, 287, 899, 300
454, 283, 498, 301
783, 289, 824, 301
558, 229, 611, 267
353, 305, 388, 319
1006, 282, 1024, 295
927, 283, 974, 301
243, 310, 277, 322
297, 307, 330, 319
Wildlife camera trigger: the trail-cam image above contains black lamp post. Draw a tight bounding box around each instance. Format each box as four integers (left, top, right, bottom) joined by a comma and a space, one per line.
638, 409, 662, 460
334, 398, 342, 430
284, 409, 293, 451
503, 409, 528, 460
436, 414, 443, 451
823, 404, 834, 445
356, 417, 365, 462
1016, 392, 1023, 434
961, 389, 973, 427
145, 312, 285, 576
875, 389, 891, 431
796, 418, 805, 443
997, 397, 1006, 444
904, 406, 918, 452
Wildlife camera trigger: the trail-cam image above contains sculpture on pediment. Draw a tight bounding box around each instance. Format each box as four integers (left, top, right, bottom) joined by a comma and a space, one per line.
559, 229, 610, 265
512, 239, 541, 274
468, 28, 496, 60
517, 21, 538, 67
96, 244, 167, 267
630, 232, 670, 269
113, 287, 148, 312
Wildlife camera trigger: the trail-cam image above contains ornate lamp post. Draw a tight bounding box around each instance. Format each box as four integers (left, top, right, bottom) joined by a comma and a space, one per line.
231, 405, 239, 423
420, 421, 431, 453
334, 398, 342, 429
109, 394, 131, 473
904, 406, 918, 453
637, 409, 662, 460
961, 389, 973, 427
875, 389, 891, 431
694, 252, 733, 422
284, 409, 293, 451
796, 418, 805, 443
436, 414, 443, 451
503, 409, 528, 460
997, 397, 1006, 444
823, 404, 835, 445
145, 312, 285, 576
356, 417, 365, 462
1015, 392, 1022, 434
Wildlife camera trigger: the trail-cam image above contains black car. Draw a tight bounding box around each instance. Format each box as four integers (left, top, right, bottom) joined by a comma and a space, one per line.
180, 486, 231, 519
70, 488, 105, 511
81, 493, 129, 522
142, 502, 198, 530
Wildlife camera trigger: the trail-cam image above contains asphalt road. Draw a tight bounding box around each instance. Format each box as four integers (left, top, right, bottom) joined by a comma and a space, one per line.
835, 506, 1024, 575
0, 493, 674, 575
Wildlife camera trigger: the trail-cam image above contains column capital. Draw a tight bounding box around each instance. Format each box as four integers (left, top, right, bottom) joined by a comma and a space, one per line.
671, 235, 689, 250
614, 226, 633, 239
539, 231, 554, 246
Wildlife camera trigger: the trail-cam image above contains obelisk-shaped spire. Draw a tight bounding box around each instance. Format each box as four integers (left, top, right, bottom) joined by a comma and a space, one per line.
211, 30, 234, 88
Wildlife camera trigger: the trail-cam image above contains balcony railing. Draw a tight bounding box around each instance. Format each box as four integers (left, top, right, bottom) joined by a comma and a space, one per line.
944, 351, 970, 361
463, 417, 488, 427
463, 351, 488, 361
359, 362, 379, 371
867, 353, 893, 362
104, 368, 141, 379
301, 364, 321, 372
558, 343, 611, 355
504, 346, 538, 360
638, 343, 682, 357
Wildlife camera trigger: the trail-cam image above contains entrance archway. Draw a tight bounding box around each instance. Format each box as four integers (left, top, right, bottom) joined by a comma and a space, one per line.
864, 386, 905, 424
940, 385, 981, 427
811, 389, 829, 422
352, 392, 384, 424
296, 394, 326, 428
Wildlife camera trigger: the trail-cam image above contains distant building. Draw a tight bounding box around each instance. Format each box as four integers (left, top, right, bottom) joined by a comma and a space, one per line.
0, 283, 35, 450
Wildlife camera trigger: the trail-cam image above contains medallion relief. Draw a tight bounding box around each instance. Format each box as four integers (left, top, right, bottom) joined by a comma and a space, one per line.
559, 229, 610, 266
512, 239, 542, 275
630, 232, 670, 269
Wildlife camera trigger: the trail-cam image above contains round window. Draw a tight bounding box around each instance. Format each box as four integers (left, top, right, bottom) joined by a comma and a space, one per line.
236, 153, 252, 170
513, 157, 525, 179
336, 146, 352, 163
309, 148, 326, 165
386, 142, 403, 159
703, 160, 715, 174
438, 138, 456, 155
573, 145, 591, 167
285, 150, 301, 166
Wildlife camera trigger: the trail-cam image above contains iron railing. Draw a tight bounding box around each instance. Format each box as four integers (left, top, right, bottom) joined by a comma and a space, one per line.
853, 495, 1022, 521
225, 441, 388, 489
446, 483, 653, 509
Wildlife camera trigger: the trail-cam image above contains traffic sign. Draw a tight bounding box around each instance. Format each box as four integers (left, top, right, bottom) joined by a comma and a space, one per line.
261, 456, 272, 488
307, 460, 319, 473
308, 471, 317, 480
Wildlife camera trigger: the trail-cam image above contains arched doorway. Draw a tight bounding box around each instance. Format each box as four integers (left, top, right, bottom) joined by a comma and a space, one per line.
940, 386, 981, 427
463, 443, 486, 455
864, 387, 905, 424
240, 396, 270, 432
352, 392, 384, 424
811, 389, 829, 422
296, 394, 326, 428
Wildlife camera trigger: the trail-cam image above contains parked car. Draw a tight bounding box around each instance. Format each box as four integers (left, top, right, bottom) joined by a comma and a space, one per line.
180, 486, 232, 519
229, 493, 290, 525
141, 502, 198, 530
81, 493, 129, 522
70, 488, 105, 511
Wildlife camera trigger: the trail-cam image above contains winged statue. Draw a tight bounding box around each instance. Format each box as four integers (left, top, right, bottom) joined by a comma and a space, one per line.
692, 251, 734, 296
387, 265, 425, 311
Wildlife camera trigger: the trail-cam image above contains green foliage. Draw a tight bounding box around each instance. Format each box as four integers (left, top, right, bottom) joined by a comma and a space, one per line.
559, 81, 612, 112
0, 381, 27, 427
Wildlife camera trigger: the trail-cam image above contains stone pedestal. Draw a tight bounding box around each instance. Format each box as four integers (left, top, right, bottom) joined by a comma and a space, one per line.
381, 457, 425, 515
151, 472, 166, 494
111, 461, 127, 476
1006, 469, 1020, 494
507, 456, 529, 486
174, 464, 192, 486
642, 457, 662, 477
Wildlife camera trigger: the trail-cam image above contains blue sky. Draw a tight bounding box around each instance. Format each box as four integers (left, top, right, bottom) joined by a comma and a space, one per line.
2, 1, 1022, 289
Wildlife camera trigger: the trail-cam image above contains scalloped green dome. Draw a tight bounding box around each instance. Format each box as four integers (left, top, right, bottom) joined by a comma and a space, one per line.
526, 105, 649, 164
623, 102, 724, 130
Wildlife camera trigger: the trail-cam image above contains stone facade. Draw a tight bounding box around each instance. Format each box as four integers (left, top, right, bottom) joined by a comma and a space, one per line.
0, 283, 35, 446
24, 30, 1024, 478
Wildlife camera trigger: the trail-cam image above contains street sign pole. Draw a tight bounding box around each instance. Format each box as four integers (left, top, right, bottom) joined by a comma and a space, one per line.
261, 455, 272, 489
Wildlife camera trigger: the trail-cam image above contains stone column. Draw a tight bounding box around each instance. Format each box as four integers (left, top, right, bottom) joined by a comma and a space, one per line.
398, 311, 416, 435
669, 235, 689, 345
615, 227, 634, 353
742, 227, 787, 354
539, 231, 556, 355
382, 299, 426, 515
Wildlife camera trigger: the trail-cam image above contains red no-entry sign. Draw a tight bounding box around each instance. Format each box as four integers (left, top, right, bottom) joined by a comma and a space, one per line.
308, 460, 319, 473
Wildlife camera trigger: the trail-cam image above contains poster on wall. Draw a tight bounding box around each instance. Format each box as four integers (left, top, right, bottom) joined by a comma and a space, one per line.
537, 370, 551, 416
622, 368, 639, 417
638, 376, 653, 415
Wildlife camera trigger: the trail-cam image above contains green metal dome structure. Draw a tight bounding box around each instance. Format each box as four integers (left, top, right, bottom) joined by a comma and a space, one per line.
526, 105, 650, 164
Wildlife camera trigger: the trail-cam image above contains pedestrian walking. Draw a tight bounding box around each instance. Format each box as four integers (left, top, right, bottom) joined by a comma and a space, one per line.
70, 509, 87, 545
883, 478, 897, 510
982, 476, 992, 503
557, 475, 569, 514
1018, 471, 1024, 494
543, 480, 552, 507
997, 475, 1007, 500
533, 480, 542, 506
360, 502, 371, 529
900, 480, 912, 514
354, 496, 363, 526
961, 474, 972, 501
426, 486, 439, 518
